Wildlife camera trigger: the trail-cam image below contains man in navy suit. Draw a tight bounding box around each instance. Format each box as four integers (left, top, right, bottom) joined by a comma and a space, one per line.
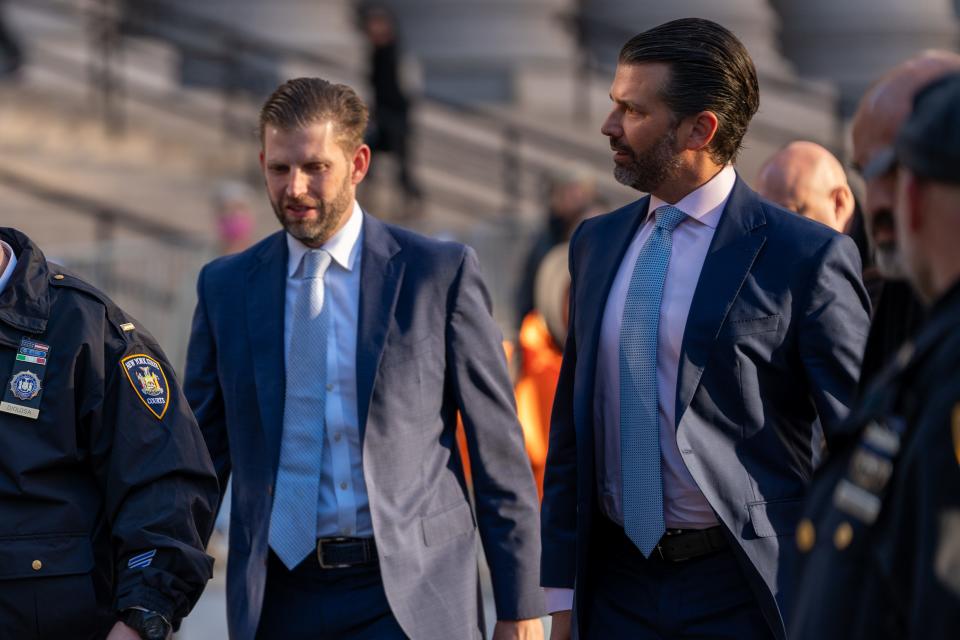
541, 18, 870, 640
185, 78, 544, 640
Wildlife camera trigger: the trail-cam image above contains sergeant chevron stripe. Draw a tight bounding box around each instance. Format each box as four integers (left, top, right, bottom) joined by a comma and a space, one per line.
127, 549, 157, 569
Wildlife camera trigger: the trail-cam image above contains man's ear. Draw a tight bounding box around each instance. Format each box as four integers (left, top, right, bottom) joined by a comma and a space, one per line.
259, 149, 265, 172
351, 144, 372, 185
682, 110, 719, 153
832, 184, 855, 231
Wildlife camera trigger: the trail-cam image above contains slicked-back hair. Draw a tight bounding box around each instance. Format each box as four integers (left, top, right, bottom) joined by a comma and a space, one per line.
259, 77, 369, 152
619, 18, 759, 165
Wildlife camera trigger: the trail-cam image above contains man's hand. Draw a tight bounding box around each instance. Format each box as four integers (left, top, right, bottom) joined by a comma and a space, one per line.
106, 621, 142, 640
549, 610, 572, 640
493, 618, 545, 640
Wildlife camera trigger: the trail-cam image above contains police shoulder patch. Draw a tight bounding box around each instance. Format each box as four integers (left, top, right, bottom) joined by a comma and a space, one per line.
120, 353, 170, 420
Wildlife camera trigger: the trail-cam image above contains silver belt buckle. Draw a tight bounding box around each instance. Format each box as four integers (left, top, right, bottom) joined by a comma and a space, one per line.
317, 537, 353, 569
654, 542, 666, 561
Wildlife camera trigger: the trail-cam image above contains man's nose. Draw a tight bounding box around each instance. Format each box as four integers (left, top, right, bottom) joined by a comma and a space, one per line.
601, 109, 622, 139
286, 168, 309, 198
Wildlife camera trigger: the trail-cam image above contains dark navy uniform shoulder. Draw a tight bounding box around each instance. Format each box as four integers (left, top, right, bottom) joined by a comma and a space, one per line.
47, 266, 137, 338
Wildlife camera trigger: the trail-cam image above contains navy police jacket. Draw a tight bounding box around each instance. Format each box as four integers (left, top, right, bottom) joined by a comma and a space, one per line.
791, 280, 960, 639
0, 228, 217, 637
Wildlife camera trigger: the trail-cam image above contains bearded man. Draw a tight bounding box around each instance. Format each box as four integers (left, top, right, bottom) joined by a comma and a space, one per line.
185, 78, 544, 640
540, 18, 870, 640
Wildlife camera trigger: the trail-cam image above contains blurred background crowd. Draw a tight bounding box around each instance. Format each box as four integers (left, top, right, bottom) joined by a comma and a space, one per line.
3, 0, 960, 636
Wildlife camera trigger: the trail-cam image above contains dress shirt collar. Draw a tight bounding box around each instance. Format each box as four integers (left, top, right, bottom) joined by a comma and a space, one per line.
647, 164, 737, 229
286, 200, 363, 277
0, 240, 17, 297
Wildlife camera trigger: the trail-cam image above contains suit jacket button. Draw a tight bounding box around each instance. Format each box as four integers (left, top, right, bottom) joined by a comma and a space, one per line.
267, 484, 273, 496
31, 560, 42, 571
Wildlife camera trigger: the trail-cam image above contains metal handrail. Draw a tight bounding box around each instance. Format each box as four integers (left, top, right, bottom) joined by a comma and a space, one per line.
0, 165, 206, 250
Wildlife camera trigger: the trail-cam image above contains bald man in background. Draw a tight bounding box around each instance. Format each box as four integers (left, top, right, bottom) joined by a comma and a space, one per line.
756, 141, 855, 233
851, 50, 960, 389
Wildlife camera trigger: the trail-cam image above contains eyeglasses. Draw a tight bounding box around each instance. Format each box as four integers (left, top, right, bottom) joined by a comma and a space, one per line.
856, 146, 898, 181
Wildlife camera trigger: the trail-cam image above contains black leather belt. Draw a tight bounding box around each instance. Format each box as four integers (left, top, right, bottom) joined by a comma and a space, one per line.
316, 537, 377, 569
654, 526, 727, 562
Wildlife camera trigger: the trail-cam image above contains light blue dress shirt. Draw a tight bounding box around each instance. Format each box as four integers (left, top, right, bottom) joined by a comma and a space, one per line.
284, 201, 372, 538
0, 241, 17, 296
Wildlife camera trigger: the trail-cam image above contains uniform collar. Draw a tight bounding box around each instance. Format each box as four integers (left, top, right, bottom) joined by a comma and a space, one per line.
0, 240, 17, 296
286, 200, 363, 278
647, 164, 736, 229
0, 228, 51, 333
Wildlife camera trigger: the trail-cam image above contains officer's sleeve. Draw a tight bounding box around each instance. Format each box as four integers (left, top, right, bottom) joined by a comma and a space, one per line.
87, 325, 218, 626
798, 234, 871, 445
889, 397, 960, 636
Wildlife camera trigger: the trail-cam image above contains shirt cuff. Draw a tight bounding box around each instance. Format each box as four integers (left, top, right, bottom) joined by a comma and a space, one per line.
544, 587, 574, 614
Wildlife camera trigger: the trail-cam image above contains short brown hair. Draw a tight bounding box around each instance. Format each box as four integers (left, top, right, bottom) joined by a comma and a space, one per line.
259, 77, 369, 152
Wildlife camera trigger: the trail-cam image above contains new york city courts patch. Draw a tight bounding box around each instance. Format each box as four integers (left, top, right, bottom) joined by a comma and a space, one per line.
120, 354, 170, 420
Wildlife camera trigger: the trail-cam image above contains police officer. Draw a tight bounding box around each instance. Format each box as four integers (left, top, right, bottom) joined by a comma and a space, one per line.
0, 227, 218, 640
790, 74, 960, 639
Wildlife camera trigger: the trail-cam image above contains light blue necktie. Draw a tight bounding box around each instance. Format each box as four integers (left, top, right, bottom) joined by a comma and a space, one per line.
620, 204, 687, 557
269, 249, 332, 569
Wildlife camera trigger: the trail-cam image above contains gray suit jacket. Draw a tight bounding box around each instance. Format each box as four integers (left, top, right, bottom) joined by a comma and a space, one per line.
541, 177, 871, 639
186, 214, 544, 640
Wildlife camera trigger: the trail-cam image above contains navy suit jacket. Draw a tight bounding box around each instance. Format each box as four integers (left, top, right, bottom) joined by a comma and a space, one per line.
540, 177, 870, 639
186, 214, 544, 640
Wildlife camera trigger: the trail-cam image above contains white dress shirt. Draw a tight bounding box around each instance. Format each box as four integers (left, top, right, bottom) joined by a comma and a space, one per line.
546, 165, 736, 614
0, 241, 17, 296
284, 201, 372, 538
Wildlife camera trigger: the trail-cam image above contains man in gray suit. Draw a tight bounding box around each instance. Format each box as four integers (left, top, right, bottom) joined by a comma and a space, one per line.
185, 78, 544, 640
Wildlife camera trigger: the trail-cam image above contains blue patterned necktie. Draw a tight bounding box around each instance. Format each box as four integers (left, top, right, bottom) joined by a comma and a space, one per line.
269, 249, 332, 569
620, 204, 687, 557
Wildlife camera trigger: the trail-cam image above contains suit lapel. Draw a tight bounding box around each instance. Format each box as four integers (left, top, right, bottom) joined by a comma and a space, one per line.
246, 232, 288, 476
356, 214, 403, 440
675, 177, 767, 425
575, 198, 649, 432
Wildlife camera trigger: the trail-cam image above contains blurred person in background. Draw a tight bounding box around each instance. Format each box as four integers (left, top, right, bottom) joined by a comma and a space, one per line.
185, 77, 544, 640
0, 0, 23, 77
755, 141, 855, 234
0, 228, 217, 640
360, 4, 422, 214
850, 50, 960, 390
755, 141, 882, 305
791, 71, 960, 640
541, 18, 869, 640
515, 242, 571, 497
213, 180, 257, 255
515, 172, 597, 328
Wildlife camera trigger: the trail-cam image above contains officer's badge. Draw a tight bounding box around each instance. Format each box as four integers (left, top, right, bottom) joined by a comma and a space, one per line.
120, 354, 169, 420
9, 370, 42, 401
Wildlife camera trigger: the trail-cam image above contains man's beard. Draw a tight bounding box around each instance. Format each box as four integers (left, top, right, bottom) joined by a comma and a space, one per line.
271, 173, 353, 246
612, 126, 683, 194
874, 245, 907, 280
869, 208, 907, 281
